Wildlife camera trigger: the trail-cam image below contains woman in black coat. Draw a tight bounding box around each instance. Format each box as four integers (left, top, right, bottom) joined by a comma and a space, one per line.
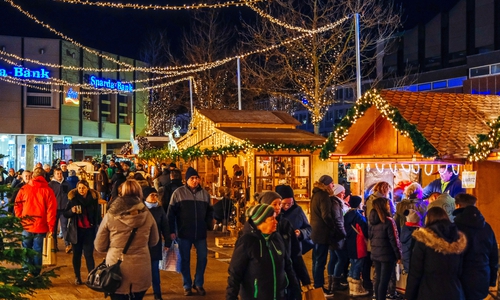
405, 207, 467, 300
226, 204, 299, 300
63, 180, 100, 285
368, 197, 402, 300
144, 191, 170, 300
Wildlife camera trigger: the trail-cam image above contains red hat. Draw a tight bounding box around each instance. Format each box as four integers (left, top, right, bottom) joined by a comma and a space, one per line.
60, 161, 67, 165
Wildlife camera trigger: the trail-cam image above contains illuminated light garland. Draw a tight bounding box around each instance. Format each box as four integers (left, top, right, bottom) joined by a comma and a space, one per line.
319, 90, 439, 160
245, 3, 315, 33
365, 163, 370, 172
424, 164, 434, 176
56, 0, 263, 10
6, 0, 350, 74
375, 163, 384, 173
400, 163, 411, 173
411, 164, 420, 174
467, 117, 500, 162
452, 165, 460, 176
0, 49, 228, 80
388, 163, 397, 175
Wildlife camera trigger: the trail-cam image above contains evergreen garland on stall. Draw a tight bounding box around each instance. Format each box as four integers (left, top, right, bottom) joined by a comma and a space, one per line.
320, 90, 439, 160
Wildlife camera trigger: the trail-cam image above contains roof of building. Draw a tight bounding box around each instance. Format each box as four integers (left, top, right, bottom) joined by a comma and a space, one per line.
379, 90, 500, 158
198, 109, 301, 127
218, 127, 326, 146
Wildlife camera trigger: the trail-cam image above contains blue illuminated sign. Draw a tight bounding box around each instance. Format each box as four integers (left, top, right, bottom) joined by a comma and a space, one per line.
0, 67, 50, 79
88, 75, 133, 93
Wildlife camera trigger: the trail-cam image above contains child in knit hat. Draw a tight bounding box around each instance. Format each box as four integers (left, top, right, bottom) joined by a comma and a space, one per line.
400, 209, 422, 272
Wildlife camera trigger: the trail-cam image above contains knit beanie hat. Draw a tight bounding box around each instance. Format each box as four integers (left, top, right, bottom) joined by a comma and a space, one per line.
318, 175, 333, 186
332, 184, 345, 196
259, 191, 282, 204
185, 167, 199, 181
349, 195, 362, 209
404, 209, 422, 225
246, 204, 275, 226
275, 185, 294, 199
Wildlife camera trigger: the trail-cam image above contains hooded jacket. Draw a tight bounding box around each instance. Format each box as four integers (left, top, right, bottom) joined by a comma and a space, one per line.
167, 184, 214, 240
147, 204, 171, 261
427, 193, 456, 222
395, 197, 427, 229
453, 206, 498, 300
14, 176, 57, 233
94, 196, 159, 294
368, 209, 401, 262
310, 182, 346, 245
344, 208, 368, 259
405, 221, 467, 300
422, 174, 465, 199
226, 220, 299, 300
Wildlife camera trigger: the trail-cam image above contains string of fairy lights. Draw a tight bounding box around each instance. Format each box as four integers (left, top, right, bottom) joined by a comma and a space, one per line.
55, 0, 264, 10
1, 0, 352, 93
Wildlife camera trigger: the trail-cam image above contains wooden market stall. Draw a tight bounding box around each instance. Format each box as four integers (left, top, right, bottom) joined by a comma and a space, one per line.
322, 89, 500, 238
175, 108, 330, 235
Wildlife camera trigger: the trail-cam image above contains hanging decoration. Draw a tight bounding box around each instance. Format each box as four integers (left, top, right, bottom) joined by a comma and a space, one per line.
467, 116, 500, 161
320, 90, 438, 160
139, 140, 321, 163
424, 164, 434, 176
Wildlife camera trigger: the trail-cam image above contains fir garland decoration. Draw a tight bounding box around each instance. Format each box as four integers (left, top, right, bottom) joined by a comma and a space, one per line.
467, 116, 500, 161
320, 90, 438, 160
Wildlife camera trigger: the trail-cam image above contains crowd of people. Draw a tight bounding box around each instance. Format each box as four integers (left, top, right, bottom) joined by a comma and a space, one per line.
4, 161, 499, 300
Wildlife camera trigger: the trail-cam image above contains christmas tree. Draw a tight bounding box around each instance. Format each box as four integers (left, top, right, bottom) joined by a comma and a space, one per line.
0, 186, 59, 300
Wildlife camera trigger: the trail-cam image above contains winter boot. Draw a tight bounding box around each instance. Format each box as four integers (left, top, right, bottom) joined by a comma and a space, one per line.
347, 277, 355, 295
332, 276, 348, 291
351, 278, 370, 297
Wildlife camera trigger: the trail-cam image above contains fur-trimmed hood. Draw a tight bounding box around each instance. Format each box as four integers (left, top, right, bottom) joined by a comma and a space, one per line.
312, 182, 333, 196
68, 188, 99, 201
412, 226, 467, 255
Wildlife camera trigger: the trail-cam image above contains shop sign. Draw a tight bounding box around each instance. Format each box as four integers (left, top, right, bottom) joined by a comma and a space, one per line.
87, 75, 133, 93
462, 171, 477, 188
0, 66, 50, 79
35, 136, 53, 144
346, 168, 359, 183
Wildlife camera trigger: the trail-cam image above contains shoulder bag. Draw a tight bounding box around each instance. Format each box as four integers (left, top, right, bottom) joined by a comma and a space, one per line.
86, 227, 138, 296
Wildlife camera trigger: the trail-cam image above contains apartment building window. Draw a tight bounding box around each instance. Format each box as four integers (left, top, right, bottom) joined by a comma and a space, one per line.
118, 94, 131, 124
26, 85, 52, 107
82, 90, 98, 121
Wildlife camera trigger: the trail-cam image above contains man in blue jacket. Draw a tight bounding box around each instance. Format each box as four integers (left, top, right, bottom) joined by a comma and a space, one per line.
422, 165, 465, 199
167, 167, 214, 297
453, 193, 498, 300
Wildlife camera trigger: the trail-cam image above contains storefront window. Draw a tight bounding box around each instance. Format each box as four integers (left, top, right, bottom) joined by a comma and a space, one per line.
255, 155, 310, 200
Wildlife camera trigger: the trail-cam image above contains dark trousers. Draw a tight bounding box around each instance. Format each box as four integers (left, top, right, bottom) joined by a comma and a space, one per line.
312, 243, 329, 288
373, 260, 396, 300
362, 251, 373, 290
53, 209, 69, 248
72, 227, 95, 278
110, 290, 146, 300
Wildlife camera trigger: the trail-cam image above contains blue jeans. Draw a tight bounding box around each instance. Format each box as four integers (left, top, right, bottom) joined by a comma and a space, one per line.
22, 231, 45, 276
348, 258, 365, 280
177, 238, 208, 289
151, 260, 161, 295
312, 243, 329, 288
373, 260, 396, 300
327, 248, 348, 277
53, 210, 69, 247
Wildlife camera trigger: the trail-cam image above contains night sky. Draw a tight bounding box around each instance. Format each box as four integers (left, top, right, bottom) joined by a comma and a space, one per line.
0, 0, 459, 61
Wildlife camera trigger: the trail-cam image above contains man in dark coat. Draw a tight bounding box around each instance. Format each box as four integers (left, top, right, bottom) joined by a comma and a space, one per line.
167, 167, 213, 296
422, 165, 465, 199
161, 169, 183, 213
48, 168, 71, 252
310, 175, 345, 297
453, 193, 498, 300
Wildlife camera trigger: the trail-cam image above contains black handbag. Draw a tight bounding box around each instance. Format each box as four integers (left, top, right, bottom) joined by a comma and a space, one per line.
64, 217, 78, 244
86, 228, 138, 296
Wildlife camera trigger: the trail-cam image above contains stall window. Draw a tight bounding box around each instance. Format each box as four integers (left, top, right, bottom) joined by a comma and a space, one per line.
255, 155, 310, 200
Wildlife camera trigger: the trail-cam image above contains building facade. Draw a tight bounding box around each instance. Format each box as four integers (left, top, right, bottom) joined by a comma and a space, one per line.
0, 35, 147, 171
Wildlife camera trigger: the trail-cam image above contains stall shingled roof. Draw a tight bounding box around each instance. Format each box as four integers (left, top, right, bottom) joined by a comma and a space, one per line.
323, 90, 500, 160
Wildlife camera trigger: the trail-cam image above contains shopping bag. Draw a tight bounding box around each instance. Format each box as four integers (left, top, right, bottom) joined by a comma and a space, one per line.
302, 287, 326, 300
64, 217, 78, 245
42, 234, 57, 266
161, 240, 181, 272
